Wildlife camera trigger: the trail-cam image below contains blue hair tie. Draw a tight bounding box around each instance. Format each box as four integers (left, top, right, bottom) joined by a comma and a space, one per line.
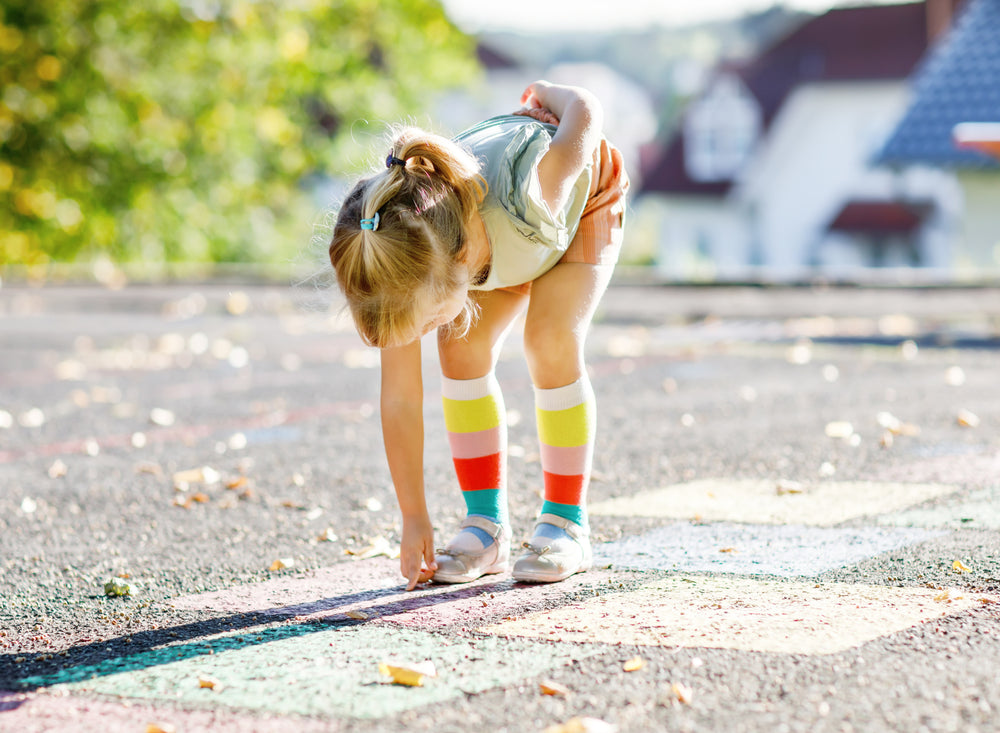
386, 152, 406, 168
360, 212, 380, 231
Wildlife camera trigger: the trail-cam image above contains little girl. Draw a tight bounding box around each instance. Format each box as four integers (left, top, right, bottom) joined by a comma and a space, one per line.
329, 81, 628, 590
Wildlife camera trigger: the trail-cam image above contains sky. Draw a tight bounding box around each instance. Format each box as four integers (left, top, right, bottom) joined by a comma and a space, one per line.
440, 0, 912, 33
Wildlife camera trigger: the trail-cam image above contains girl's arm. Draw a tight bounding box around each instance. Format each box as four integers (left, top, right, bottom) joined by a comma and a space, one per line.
520, 81, 604, 214
380, 340, 437, 590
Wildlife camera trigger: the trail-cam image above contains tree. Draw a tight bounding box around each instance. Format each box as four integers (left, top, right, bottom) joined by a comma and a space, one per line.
0, 0, 478, 266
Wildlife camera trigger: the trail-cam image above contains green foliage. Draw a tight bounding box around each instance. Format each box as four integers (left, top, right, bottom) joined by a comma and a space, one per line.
0, 0, 478, 265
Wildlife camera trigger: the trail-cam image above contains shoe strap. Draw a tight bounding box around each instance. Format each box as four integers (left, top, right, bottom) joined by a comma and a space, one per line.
460, 515, 508, 541
536, 513, 588, 540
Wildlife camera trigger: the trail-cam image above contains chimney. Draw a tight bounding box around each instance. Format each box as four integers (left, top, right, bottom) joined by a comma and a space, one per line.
926, 0, 963, 43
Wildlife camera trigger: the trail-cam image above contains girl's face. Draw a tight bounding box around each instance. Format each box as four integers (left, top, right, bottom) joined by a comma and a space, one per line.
415, 284, 468, 339
383, 278, 469, 348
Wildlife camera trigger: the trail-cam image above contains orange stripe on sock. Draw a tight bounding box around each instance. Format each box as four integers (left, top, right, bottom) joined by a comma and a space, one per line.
453, 453, 504, 491
543, 471, 586, 505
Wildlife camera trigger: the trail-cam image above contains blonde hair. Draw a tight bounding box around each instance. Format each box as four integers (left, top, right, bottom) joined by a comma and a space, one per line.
329, 127, 487, 347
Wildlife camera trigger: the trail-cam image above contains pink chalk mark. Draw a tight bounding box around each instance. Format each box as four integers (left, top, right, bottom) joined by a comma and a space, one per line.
170, 558, 611, 629
0, 689, 332, 733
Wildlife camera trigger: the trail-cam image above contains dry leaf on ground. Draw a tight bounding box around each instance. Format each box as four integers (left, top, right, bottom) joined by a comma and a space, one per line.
269, 558, 294, 571
953, 560, 972, 573
957, 409, 980, 428
671, 682, 694, 705
544, 717, 617, 733
347, 536, 398, 559
344, 610, 368, 620
146, 723, 177, 733
539, 679, 571, 697
379, 660, 437, 687
198, 675, 220, 690
623, 656, 645, 672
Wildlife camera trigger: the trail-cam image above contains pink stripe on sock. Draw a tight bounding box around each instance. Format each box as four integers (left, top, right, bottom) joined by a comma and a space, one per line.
539, 443, 591, 477
447, 426, 505, 459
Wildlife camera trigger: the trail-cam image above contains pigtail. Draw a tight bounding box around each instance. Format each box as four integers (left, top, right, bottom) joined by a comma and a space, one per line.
393, 128, 486, 223
328, 126, 486, 347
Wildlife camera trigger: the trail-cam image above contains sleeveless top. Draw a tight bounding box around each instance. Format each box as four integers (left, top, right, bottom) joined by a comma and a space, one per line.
454, 115, 593, 290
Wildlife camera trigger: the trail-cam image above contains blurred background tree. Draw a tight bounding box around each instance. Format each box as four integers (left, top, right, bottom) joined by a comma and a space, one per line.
0, 0, 478, 268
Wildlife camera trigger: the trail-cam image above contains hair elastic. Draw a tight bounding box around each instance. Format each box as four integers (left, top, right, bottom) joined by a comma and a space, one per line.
360, 212, 380, 231
386, 152, 406, 168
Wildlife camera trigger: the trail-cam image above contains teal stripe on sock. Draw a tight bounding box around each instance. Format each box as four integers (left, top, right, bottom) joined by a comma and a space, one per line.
463, 489, 507, 525
540, 500, 586, 527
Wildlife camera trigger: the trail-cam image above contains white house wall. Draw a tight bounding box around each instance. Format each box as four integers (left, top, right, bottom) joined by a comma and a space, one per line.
957, 171, 1000, 272
644, 196, 751, 281
735, 82, 912, 275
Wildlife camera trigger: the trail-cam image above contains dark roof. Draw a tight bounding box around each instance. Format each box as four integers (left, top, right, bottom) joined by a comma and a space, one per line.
643, 2, 930, 195
827, 200, 932, 233
878, 0, 1000, 169
476, 44, 520, 71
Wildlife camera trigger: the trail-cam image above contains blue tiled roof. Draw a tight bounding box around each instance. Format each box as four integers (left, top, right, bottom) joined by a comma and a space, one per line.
878, 0, 1000, 169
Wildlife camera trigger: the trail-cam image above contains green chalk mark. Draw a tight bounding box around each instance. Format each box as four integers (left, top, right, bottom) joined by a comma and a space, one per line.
30, 625, 603, 719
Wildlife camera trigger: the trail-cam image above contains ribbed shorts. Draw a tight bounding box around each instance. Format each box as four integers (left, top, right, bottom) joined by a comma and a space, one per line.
499, 138, 629, 296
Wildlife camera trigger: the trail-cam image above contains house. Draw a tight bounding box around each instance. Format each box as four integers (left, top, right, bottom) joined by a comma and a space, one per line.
638, 1, 963, 281
878, 0, 1000, 274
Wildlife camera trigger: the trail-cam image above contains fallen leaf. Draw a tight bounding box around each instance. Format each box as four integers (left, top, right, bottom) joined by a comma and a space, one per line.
344, 610, 368, 620
317, 528, 338, 542
957, 409, 980, 428
671, 682, 694, 705
776, 480, 804, 495
953, 560, 972, 574
718, 547, 739, 554
824, 421, 854, 439
146, 724, 177, 733
225, 476, 248, 490
47, 459, 68, 479
539, 679, 571, 697
269, 558, 294, 571
544, 717, 617, 733
136, 462, 164, 477
623, 656, 645, 672
347, 536, 398, 560
934, 591, 950, 602
190, 492, 210, 504
172, 466, 221, 486
198, 675, 220, 690
149, 408, 176, 427
379, 660, 437, 687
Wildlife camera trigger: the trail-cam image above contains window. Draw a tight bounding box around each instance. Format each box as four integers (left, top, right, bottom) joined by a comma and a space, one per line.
684, 75, 762, 182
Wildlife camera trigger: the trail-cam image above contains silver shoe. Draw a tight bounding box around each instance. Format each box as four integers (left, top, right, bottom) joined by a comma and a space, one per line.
512, 513, 592, 583
433, 515, 511, 584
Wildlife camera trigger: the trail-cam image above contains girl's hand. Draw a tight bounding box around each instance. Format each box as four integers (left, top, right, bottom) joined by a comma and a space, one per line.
400, 512, 437, 591
513, 106, 560, 126
517, 81, 603, 214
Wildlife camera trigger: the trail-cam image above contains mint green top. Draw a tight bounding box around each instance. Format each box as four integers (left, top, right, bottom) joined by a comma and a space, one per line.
454, 115, 594, 290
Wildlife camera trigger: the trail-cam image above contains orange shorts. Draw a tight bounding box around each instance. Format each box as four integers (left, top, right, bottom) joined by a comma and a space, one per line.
499, 138, 629, 296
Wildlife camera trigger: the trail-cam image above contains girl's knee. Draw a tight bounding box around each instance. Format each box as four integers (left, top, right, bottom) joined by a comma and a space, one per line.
523, 324, 584, 385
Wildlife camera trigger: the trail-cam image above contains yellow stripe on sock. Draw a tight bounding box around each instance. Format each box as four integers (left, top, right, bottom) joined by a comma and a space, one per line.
536, 403, 590, 447
442, 395, 504, 434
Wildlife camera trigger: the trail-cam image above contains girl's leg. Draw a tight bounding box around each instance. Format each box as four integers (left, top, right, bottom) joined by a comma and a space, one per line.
434, 289, 528, 582
516, 261, 615, 582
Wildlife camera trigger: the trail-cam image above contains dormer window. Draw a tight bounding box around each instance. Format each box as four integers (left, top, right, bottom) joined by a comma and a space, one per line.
684, 74, 762, 182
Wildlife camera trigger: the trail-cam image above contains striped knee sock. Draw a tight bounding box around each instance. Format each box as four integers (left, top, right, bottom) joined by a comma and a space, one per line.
442, 373, 508, 548
534, 377, 596, 529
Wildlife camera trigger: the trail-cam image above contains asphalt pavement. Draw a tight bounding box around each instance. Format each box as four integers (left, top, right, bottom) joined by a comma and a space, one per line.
1, 279, 999, 732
